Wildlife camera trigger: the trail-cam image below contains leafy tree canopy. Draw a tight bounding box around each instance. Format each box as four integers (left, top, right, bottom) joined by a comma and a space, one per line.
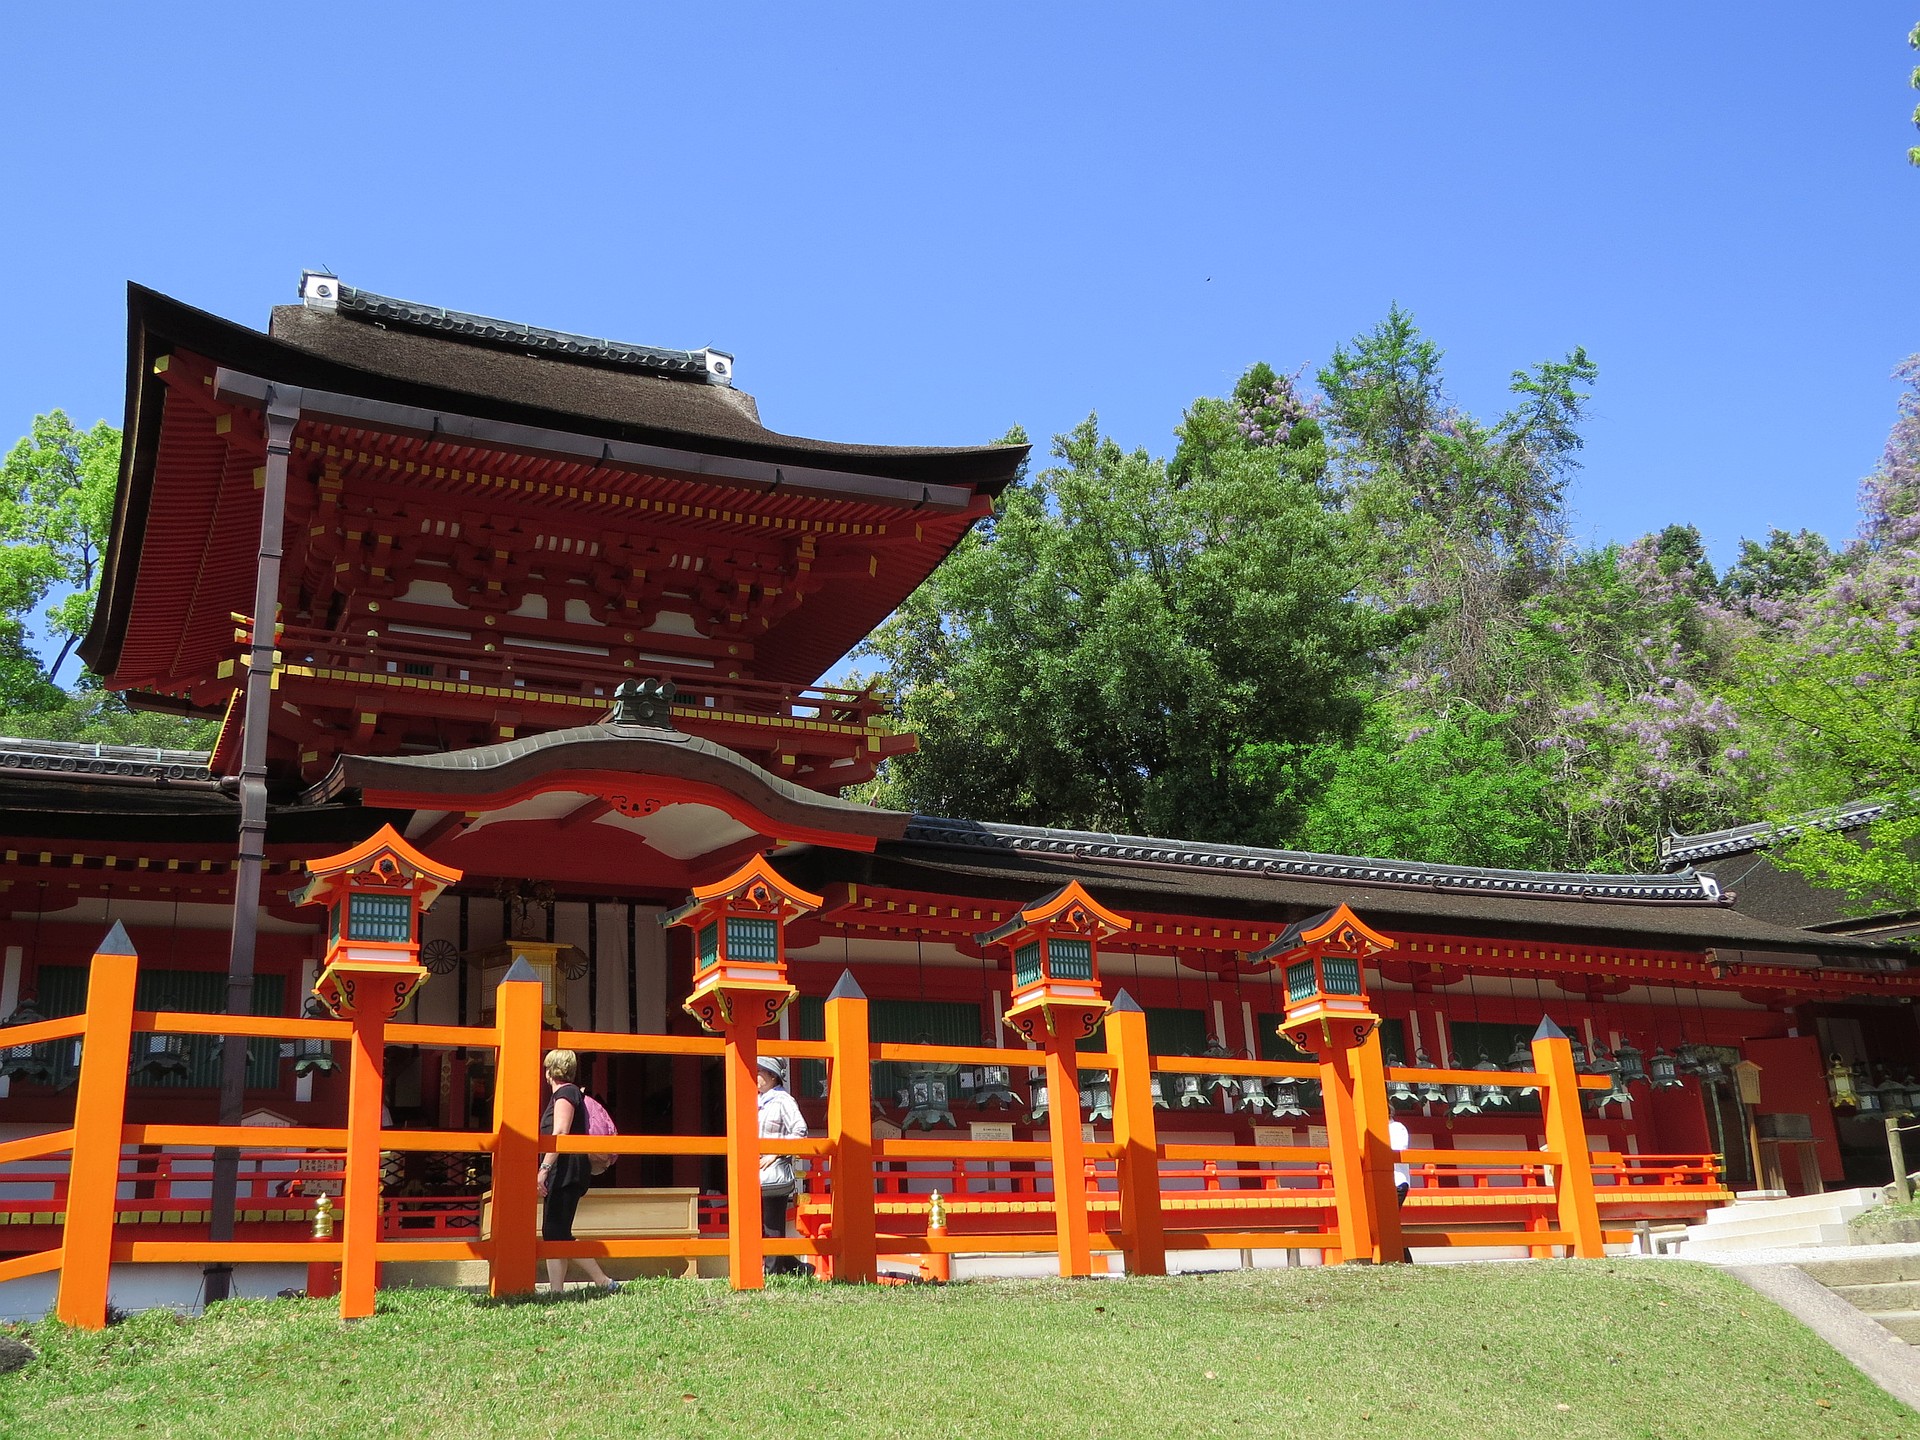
0, 412, 216, 750
857, 409, 1409, 844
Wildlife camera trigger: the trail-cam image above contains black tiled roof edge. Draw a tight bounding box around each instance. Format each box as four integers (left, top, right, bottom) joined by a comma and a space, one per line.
1661, 799, 1896, 867
0, 736, 214, 784
334, 284, 726, 384
904, 817, 1728, 906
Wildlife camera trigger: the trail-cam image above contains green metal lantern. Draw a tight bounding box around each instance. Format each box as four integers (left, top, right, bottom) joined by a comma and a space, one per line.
1202, 1041, 1238, 1104
959, 1047, 1019, 1110
1474, 1053, 1511, 1109
902, 1042, 958, 1130
1027, 1067, 1050, 1123
1080, 1070, 1114, 1122
1648, 1046, 1682, 1089
282, 994, 339, 1076
131, 994, 198, 1083
1238, 1066, 1274, 1114
1612, 1038, 1647, 1088
1447, 1082, 1481, 1116
0, 996, 55, 1087
1413, 1049, 1448, 1107
1593, 1073, 1633, 1114
1269, 1077, 1309, 1117
1175, 1063, 1211, 1108
1855, 1069, 1884, 1116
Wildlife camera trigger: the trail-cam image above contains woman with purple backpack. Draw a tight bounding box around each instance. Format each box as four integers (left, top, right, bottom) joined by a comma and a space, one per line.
537, 1048, 619, 1296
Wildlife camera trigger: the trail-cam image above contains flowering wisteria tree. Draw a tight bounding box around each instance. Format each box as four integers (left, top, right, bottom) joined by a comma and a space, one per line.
1734, 356, 1920, 912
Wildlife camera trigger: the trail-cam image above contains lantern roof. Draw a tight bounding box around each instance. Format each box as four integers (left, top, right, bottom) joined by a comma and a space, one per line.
974, 879, 1131, 946
1250, 903, 1396, 965
660, 852, 824, 928
292, 822, 463, 908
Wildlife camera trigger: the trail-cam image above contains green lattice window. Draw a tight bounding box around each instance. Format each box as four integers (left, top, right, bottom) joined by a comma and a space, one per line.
37, 966, 286, 1090
346, 892, 412, 943
1285, 959, 1317, 1003
1013, 943, 1041, 987
1321, 956, 1361, 995
1047, 938, 1092, 980
696, 923, 719, 972
726, 917, 778, 963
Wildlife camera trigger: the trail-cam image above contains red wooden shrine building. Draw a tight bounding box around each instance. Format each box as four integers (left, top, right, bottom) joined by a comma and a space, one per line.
2, 276, 1915, 1285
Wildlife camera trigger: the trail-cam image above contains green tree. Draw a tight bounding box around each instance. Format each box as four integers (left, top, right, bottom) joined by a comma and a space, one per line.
0, 411, 216, 750
1, 410, 119, 686
1317, 307, 1597, 708
1291, 704, 1564, 869
859, 407, 1408, 844
1734, 355, 1920, 912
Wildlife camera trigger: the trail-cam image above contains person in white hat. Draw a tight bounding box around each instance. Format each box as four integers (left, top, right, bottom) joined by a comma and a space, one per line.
755, 1056, 809, 1277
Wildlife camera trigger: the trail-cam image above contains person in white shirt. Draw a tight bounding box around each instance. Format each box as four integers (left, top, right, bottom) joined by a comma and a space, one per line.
1389, 1117, 1414, 1264
755, 1057, 809, 1277
1389, 1118, 1412, 1201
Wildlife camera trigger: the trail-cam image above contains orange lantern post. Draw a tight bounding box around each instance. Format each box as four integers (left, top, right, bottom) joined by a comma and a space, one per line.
663, 854, 820, 1290
976, 881, 1129, 1277
295, 824, 461, 1318
1252, 904, 1401, 1265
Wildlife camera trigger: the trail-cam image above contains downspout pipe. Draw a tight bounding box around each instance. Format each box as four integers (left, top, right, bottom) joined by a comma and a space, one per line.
204, 384, 301, 1303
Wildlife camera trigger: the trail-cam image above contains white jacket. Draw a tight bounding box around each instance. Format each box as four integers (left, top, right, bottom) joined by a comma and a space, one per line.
757, 1085, 808, 1192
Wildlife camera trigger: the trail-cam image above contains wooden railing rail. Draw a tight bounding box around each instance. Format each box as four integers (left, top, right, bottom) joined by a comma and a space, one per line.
17, 932, 1713, 1325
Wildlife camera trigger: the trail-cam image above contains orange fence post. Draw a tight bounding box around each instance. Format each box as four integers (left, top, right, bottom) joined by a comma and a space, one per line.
1348, 1028, 1403, 1265
489, 959, 544, 1298
1317, 1043, 1380, 1265
1044, 1033, 1094, 1277
1105, 992, 1166, 1277
338, 1007, 388, 1319
1532, 1018, 1605, 1259
823, 971, 876, 1283
724, 1021, 765, 1289
55, 923, 138, 1329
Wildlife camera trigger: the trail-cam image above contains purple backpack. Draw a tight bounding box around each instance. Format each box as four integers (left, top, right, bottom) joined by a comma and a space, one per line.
581, 1092, 617, 1175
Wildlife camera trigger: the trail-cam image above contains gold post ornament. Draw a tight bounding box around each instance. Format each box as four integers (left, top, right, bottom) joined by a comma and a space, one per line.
311, 1191, 335, 1240
928, 1189, 948, 1230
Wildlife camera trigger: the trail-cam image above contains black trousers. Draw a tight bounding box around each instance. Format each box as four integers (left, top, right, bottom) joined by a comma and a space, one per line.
1395, 1181, 1413, 1264
762, 1188, 803, 1276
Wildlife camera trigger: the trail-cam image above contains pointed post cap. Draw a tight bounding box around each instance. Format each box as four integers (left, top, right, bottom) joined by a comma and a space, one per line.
1532, 1016, 1569, 1042
1110, 989, 1144, 1014
826, 969, 866, 1002
501, 956, 543, 987
94, 920, 136, 957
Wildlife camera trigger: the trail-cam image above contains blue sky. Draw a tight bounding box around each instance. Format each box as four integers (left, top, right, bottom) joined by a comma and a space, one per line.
3, 3, 1916, 667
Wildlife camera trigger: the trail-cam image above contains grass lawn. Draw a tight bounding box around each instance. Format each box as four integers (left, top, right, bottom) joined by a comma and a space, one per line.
2, 1260, 1914, 1439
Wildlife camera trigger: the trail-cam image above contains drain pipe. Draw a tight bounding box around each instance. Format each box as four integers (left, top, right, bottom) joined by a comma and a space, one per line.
204, 383, 301, 1305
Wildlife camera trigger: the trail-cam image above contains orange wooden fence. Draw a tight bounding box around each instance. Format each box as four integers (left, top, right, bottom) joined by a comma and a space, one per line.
1, 931, 1731, 1326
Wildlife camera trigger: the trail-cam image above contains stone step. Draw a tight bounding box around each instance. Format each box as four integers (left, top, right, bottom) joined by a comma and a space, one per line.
1831, 1279, 1920, 1313
1872, 1310, 1920, 1345
1697, 1187, 1885, 1226
1688, 1208, 1868, 1241
1682, 1221, 1856, 1253
1799, 1254, 1920, 1288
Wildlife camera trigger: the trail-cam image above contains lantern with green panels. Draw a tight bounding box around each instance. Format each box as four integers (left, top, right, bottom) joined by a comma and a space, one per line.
1250, 903, 1396, 1058
664, 854, 818, 1033
976, 880, 1129, 1045
295, 824, 463, 1020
